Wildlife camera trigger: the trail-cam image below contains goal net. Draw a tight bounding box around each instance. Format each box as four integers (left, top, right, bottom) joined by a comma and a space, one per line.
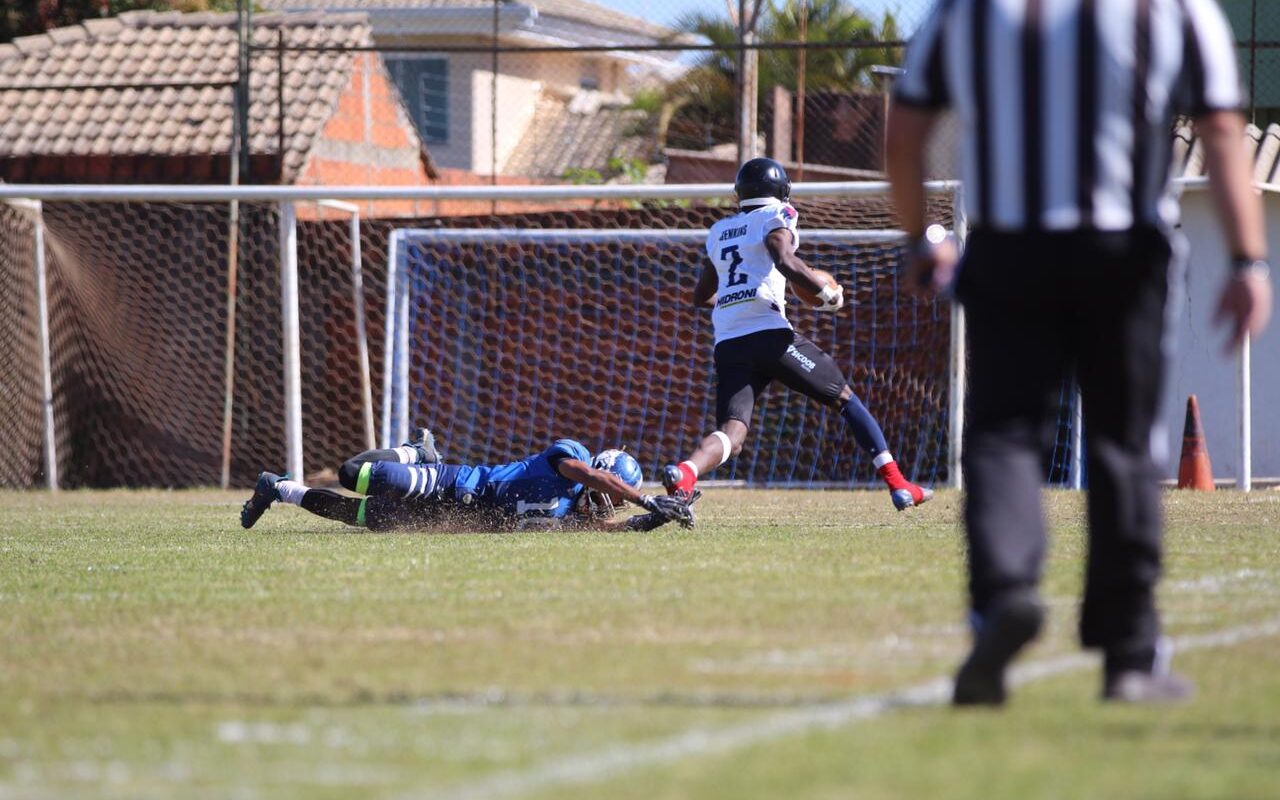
0, 184, 978, 490
382, 199, 958, 488
0, 198, 372, 488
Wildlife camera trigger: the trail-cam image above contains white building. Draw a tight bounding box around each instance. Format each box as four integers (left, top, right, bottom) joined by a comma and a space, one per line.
261, 0, 687, 178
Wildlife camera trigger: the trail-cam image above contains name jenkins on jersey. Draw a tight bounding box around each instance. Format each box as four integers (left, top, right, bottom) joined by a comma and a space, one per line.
705, 199, 800, 345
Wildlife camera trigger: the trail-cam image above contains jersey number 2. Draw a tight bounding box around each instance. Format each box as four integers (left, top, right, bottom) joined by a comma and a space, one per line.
721, 245, 748, 287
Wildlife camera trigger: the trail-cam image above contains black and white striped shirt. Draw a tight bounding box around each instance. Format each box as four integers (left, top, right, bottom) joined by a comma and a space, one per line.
895, 0, 1244, 231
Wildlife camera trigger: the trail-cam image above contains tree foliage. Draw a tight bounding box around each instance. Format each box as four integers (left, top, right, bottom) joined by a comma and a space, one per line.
2, 0, 240, 44
660, 0, 902, 151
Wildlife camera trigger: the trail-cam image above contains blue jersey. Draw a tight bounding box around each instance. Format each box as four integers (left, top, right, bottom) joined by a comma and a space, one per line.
450, 439, 591, 521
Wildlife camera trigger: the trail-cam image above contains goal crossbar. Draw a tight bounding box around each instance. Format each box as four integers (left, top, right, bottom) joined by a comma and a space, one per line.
388, 229, 913, 245
0, 180, 962, 204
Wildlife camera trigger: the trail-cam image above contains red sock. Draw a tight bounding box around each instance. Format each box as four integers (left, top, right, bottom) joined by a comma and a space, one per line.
676, 462, 698, 493
877, 460, 910, 491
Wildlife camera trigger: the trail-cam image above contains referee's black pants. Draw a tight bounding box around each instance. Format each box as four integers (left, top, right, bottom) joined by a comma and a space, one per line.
955, 227, 1174, 673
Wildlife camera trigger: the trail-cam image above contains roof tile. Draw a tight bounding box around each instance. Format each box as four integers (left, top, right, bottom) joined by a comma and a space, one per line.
0, 10, 378, 179
46, 25, 87, 45
11, 35, 52, 55
503, 89, 653, 179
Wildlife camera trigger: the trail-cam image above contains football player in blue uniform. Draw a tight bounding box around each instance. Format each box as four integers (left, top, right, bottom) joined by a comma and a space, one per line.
239, 429, 694, 532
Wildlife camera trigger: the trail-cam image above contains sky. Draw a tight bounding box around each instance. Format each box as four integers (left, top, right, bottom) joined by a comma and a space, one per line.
590, 0, 928, 33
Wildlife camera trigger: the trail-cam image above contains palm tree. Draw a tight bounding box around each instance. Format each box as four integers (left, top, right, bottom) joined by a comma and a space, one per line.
655, 10, 741, 151
767, 0, 901, 92
653, 0, 901, 152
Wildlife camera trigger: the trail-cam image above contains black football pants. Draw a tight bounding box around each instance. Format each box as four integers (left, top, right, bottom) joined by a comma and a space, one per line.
955, 227, 1174, 673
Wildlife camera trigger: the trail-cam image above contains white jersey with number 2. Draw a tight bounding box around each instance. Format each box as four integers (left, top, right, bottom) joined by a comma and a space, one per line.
705, 200, 800, 344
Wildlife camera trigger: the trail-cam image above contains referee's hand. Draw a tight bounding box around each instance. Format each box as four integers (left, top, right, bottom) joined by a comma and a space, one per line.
905, 236, 959, 298
1215, 266, 1273, 352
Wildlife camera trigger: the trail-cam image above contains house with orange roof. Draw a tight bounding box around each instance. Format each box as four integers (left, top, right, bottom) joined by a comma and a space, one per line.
260, 0, 685, 181
0, 10, 436, 204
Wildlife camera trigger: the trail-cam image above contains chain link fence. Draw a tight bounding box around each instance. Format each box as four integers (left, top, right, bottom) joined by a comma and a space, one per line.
7, 2, 1275, 188
1235, 0, 1280, 129
245, 0, 942, 184
241, 0, 1279, 186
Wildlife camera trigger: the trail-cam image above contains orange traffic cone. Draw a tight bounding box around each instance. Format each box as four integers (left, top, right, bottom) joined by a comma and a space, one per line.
1177, 395, 1215, 491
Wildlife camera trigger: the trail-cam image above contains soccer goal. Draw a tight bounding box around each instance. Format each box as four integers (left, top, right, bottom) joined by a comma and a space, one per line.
381, 226, 957, 489
0, 191, 371, 490
375, 180, 969, 490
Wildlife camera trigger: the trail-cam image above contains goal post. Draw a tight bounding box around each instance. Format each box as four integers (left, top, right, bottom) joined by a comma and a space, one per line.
1, 199, 56, 491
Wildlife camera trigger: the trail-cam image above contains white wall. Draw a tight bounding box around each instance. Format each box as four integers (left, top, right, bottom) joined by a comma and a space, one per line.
470, 67, 541, 175
1164, 188, 1280, 481
382, 39, 637, 175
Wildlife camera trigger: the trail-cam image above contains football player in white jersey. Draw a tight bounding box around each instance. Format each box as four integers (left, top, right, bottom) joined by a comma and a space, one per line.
662, 158, 932, 511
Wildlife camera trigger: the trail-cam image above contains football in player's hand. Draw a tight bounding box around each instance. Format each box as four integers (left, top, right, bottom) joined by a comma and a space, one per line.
792, 269, 839, 306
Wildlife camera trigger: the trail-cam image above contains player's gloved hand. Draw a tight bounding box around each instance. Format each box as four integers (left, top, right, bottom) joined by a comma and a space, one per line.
624, 512, 670, 532
814, 283, 844, 313
638, 494, 695, 528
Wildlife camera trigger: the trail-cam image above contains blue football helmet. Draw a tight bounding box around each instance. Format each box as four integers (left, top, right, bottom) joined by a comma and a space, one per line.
580, 448, 643, 518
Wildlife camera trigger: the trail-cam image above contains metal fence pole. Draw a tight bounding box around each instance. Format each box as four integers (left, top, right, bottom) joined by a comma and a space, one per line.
236, 0, 251, 180
279, 201, 304, 479
221, 85, 242, 490
492, 0, 499, 184
1249, 0, 1258, 125
277, 30, 286, 181
795, 1, 809, 177
743, 29, 759, 160
737, 0, 748, 163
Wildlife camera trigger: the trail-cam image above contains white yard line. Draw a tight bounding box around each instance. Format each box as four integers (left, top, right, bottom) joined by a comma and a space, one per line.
416, 617, 1280, 800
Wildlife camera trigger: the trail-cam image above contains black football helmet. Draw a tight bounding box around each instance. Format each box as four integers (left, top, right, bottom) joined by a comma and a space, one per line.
734, 157, 791, 206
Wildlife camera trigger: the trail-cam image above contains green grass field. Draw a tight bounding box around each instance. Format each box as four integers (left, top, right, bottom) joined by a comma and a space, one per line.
2, 488, 1279, 799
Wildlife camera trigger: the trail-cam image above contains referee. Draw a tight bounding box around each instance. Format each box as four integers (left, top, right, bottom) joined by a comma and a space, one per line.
887, 0, 1273, 705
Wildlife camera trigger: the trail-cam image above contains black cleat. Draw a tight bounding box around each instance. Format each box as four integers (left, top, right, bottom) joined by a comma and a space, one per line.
240, 471, 283, 529
403, 427, 442, 464
953, 590, 1045, 706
